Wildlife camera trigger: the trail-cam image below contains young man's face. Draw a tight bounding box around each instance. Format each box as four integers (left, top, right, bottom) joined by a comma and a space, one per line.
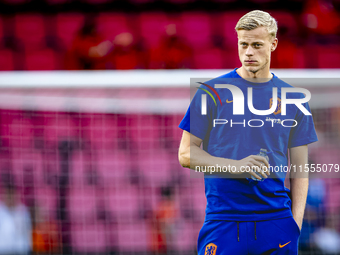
237, 26, 277, 75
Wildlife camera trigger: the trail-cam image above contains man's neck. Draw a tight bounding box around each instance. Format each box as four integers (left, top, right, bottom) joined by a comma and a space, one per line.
236, 67, 273, 82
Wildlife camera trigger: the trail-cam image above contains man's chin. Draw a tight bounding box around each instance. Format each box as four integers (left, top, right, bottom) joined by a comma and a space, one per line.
245, 66, 259, 74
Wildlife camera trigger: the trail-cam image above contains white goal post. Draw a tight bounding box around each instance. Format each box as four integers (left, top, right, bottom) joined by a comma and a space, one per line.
0, 69, 339, 113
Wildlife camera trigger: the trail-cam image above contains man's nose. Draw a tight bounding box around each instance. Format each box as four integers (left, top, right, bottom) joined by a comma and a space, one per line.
245, 46, 253, 56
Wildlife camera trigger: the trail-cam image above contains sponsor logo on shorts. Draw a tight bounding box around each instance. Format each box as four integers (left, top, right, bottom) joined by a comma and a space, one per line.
205, 243, 217, 255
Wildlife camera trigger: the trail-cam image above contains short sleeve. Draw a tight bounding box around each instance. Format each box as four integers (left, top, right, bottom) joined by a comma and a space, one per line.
288, 102, 318, 148
179, 85, 215, 140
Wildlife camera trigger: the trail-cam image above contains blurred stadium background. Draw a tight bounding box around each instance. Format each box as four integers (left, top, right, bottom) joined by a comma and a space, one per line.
0, 0, 340, 254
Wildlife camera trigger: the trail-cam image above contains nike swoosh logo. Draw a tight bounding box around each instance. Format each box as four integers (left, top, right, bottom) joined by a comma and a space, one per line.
226, 99, 233, 103
279, 241, 291, 248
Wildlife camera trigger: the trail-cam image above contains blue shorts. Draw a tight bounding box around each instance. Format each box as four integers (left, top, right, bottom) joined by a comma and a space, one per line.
198, 217, 301, 255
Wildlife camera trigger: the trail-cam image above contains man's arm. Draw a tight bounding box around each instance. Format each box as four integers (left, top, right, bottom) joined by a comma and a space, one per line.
178, 130, 270, 179
289, 145, 309, 230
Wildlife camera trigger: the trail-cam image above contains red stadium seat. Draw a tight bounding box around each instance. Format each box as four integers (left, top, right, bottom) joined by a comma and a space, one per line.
35, 187, 58, 219
81, 114, 118, 151
117, 222, 149, 252
42, 113, 79, 145
105, 185, 140, 222
157, 115, 174, 140
96, 150, 130, 188
179, 12, 212, 50
97, 13, 131, 41
168, 114, 186, 145
172, 220, 199, 251
68, 186, 97, 223
137, 149, 172, 187
0, 17, 4, 48
224, 51, 240, 68
3, 117, 34, 149
324, 179, 340, 215
191, 179, 206, 220
0, 49, 15, 70
24, 49, 61, 70
271, 43, 305, 68
179, 178, 206, 221
139, 185, 159, 212
129, 114, 161, 150
309, 145, 340, 170
14, 14, 46, 50
56, 13, 85, 50
138, 12, 169, 48
269, 11, 299, 37
11, 151, 43, 188
316, 45, 340, 68
302, 0, 340, 35
71, 151, 93, 187
193, 47, 224, 69
71, 223, 107, 253
219, 11, 246, 48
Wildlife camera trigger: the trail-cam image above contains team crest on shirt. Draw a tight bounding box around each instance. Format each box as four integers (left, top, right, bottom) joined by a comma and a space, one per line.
270, 97, 281, 115
205, 243, 217, 255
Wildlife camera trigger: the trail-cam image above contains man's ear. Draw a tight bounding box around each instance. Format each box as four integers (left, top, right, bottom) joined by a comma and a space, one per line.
271, 38, 278, 52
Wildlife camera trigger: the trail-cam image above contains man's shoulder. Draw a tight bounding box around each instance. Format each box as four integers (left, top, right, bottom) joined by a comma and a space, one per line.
217, 69, 237, 79
272, 75, 307, 99
201, 69, 237, 86
272, 75, 294, 88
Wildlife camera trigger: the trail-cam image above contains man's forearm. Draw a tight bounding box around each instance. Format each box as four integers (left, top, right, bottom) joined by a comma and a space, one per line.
290, 177, 308, 229
188, 145, 236, 171
178, 131, 270, 178
181, 144, 269, 180
178, 131, 235, 171
289, 145, 309, 229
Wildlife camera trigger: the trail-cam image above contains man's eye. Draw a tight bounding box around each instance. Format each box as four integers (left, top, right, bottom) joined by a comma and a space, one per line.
255, 44, 261, 47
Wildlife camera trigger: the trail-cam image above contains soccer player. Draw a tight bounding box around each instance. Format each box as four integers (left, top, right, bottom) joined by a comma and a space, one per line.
178, 10, 318, 255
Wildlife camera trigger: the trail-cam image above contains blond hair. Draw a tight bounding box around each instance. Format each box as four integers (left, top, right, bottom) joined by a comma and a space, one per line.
235, 10, 278, 38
